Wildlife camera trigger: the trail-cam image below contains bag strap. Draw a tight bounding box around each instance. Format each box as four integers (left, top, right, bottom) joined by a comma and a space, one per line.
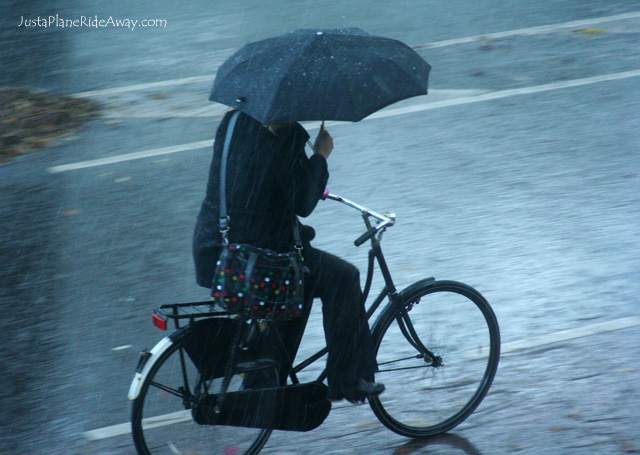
293, 218, 303, 256
218, 110, 241, 243
218, 110, 303, 252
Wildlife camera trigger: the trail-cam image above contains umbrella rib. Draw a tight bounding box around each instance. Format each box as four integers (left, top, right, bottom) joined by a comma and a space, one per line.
323, 38, 358, 121
257, 39, 306, 124
266, 36, 321, 123
356, 53, 429, 118
382, 54, 429, 92
326, 39, 427, 120
328, 37, 375, 121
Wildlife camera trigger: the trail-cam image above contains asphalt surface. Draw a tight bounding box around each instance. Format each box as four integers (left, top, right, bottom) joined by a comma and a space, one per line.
1, 1, 639, 454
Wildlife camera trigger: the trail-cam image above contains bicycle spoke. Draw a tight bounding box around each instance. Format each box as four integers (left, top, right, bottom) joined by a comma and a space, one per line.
149, 381, 188, 400
378, 364, 435, 373
377, 353, 424, 366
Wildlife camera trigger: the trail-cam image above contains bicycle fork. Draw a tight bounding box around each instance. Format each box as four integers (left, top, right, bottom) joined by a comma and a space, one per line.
395, 310, 443, 368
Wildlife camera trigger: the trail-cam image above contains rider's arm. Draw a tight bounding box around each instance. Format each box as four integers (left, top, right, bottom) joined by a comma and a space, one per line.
294, 152, 328, 217
276, 123, 329, 217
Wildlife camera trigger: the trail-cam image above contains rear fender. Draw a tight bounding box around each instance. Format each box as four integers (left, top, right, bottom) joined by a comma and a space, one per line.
127, 336, 174, 400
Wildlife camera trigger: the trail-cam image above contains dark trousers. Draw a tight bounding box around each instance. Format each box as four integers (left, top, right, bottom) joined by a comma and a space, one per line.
303, 245, 378, 399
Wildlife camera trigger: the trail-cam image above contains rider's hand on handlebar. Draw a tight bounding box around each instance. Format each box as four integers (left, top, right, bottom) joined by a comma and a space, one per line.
314, 122, 333, 159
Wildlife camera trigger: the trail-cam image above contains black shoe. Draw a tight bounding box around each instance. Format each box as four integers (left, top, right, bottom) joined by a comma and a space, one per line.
341, 379, 385, 404
355, 379, 385, 397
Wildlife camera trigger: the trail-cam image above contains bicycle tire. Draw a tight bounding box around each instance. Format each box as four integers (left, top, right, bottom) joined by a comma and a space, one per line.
369, 280, 500, 438
131, 336, 273, 455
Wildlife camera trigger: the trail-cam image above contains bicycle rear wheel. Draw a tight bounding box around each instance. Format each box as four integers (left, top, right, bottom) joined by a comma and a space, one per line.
369, 280, 500, 438
131, 337, 274, 455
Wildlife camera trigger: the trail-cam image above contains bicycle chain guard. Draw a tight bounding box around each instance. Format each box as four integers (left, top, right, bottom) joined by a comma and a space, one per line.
191, 382, 331, 432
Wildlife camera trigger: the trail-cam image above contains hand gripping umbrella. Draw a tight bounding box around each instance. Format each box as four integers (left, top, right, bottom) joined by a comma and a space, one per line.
209, 27, 431, 124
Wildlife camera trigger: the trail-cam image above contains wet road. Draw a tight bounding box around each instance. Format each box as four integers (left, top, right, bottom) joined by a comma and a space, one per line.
1, 0, 640, 453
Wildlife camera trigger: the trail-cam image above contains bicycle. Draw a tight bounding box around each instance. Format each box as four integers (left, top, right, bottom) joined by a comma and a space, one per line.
128, 192, 501, 454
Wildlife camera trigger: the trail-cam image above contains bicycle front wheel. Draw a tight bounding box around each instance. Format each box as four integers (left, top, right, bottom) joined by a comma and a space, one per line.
369, 280, 500, 438
131, 337, 274, 455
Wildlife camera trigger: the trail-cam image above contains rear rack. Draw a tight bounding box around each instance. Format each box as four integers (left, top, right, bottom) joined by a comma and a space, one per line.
153, 300, 235, 330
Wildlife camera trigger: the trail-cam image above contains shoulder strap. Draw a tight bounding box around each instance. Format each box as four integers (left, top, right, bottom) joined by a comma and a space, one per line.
218, 110, 241, 241
293, 218, 302, 252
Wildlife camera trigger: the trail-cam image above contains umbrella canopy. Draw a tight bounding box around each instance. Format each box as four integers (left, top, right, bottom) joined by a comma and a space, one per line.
210, 28, 431, 124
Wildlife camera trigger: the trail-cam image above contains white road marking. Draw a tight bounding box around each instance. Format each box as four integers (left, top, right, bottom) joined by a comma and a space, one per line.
49, 69, 640, 173
414, 10, 640, 49
83, 410, 192, 441
71, 11, 640, 98
500, 316, 640, 355
462, 315, 640, 361
74, 75, 214, 98
83, 316, 640, 441
47, 140, 212, 173
111, 345, 132, 351
366, 68, 640, 121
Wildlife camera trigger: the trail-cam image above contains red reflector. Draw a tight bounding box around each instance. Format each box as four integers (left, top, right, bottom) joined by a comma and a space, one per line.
152, 312, 167, 331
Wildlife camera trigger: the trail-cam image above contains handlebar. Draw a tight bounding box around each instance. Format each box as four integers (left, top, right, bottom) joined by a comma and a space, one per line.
353, 227, 377, 247
321, 189, 396, 247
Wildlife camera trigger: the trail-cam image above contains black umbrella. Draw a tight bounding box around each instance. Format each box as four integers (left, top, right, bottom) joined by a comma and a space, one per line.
209, 28, 431, 124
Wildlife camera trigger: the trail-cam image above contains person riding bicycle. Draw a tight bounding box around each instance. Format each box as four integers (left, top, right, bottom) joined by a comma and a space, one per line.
193, 108, 384, 403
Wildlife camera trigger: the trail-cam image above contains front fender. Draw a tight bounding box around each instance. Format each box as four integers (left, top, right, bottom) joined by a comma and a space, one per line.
370, 277, 435, 336
395, 277, 436, 301
127, 336, 174, 400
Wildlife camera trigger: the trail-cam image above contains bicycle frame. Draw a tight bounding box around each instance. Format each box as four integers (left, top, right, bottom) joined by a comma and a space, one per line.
153, 192, 435, 389
290, 192, 433, 383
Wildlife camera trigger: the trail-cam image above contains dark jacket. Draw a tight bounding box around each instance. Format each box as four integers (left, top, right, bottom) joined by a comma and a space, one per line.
193, 109, 329, 288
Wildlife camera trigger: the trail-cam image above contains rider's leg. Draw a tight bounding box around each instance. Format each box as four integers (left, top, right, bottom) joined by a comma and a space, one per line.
303, 245, 380, 401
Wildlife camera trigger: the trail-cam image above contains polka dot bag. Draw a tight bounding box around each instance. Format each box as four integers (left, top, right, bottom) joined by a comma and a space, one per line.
212, 243, 305, 320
